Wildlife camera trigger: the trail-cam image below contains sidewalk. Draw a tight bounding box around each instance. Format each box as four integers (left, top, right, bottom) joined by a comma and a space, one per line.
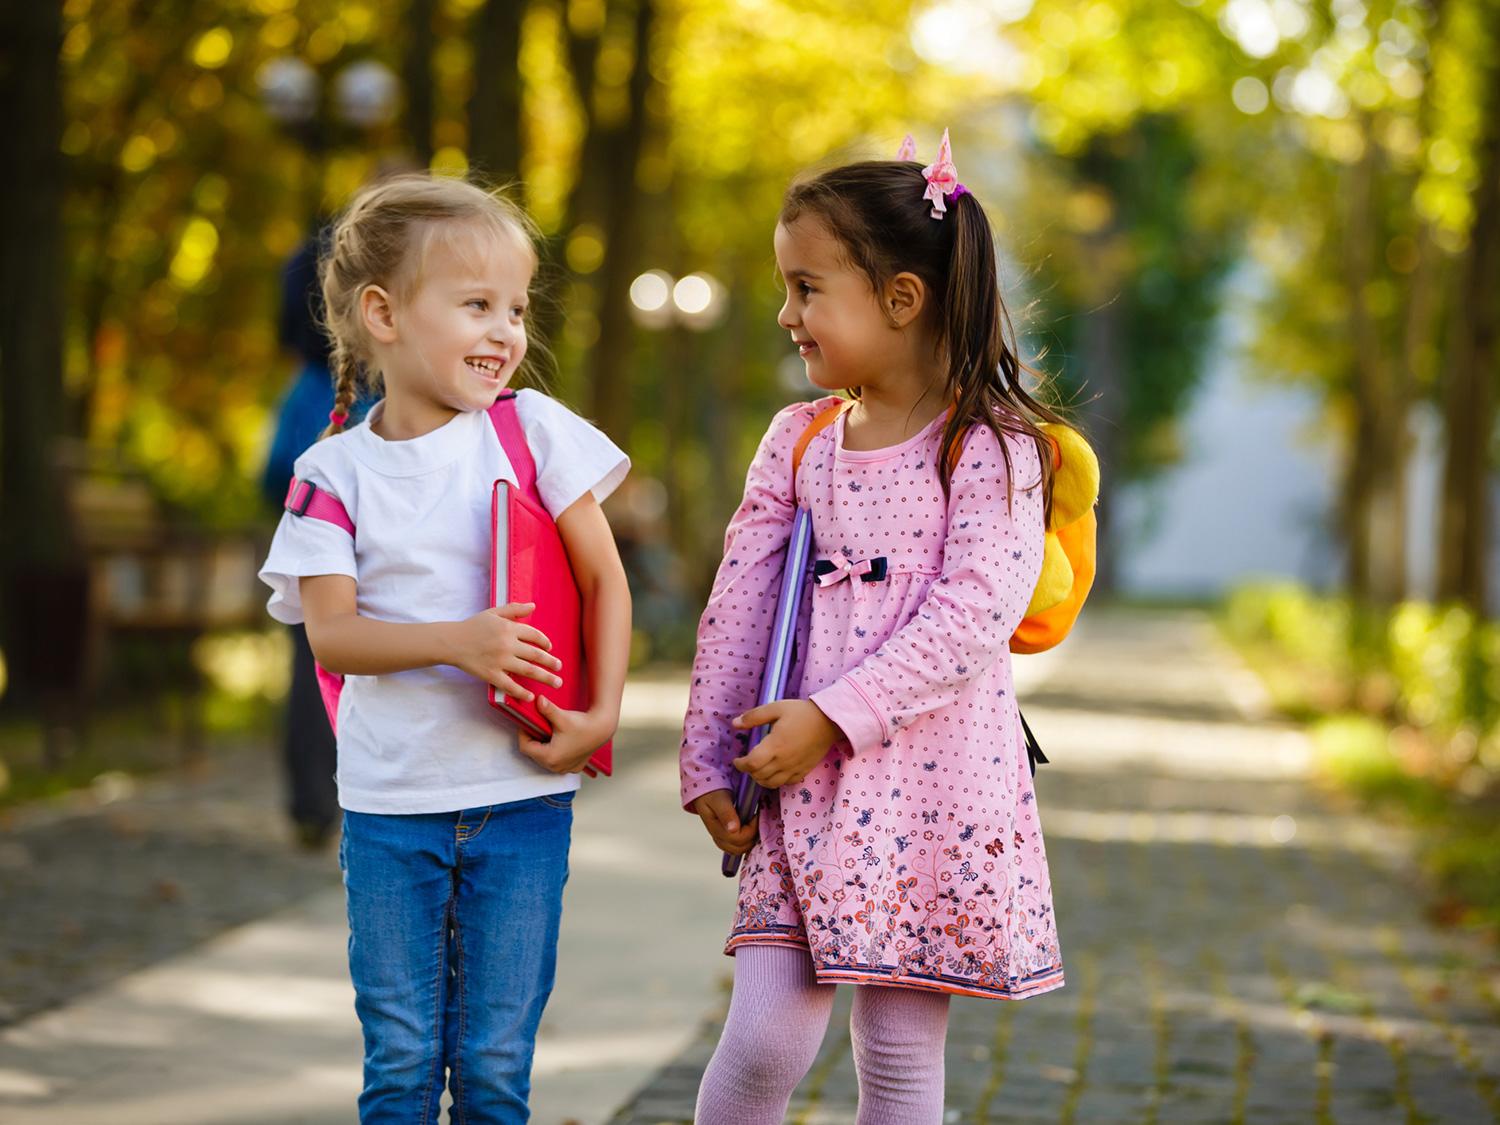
614, 609, 1500, 1124
3, 609, 1497, 1123
0, 676, 738, 1124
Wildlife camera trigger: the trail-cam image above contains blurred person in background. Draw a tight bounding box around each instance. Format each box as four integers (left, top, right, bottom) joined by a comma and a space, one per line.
260, 221, 349, 849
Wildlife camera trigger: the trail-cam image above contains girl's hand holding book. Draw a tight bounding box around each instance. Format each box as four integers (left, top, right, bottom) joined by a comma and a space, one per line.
446, 602, 562, 702
516, 696, 617, 774
731, 700, 842, 789
691, 789, 758, 855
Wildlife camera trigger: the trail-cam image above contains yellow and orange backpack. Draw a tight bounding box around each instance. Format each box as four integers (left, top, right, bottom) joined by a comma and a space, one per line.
791, 402, 1099, 654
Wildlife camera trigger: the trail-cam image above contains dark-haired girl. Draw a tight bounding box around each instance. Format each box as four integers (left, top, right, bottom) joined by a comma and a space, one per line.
681, 131, 1068, 1123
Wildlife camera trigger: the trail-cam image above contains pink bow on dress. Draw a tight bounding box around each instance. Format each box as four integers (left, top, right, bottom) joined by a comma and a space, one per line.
818, 556, 878, 588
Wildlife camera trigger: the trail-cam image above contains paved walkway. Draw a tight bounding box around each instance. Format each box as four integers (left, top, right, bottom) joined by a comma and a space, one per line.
0, 676, 738, 1124
613, 609, 1500, 1124
1, 609, 1497, 1123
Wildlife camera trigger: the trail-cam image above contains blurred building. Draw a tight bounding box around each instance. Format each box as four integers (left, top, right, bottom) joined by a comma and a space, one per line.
1112, 294, 1490, 606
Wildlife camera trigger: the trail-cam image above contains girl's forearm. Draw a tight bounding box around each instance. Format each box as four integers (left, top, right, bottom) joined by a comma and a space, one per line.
306, 613, 455, 676
579, 566, 631, 725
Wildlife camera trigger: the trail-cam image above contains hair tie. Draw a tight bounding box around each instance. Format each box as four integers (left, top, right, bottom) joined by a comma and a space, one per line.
329, 409, 350, 427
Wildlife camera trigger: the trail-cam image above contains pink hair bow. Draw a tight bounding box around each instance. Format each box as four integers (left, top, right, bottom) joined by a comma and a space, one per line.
921, 128, 960, 220
818, 555, 878, 588
896, 134, 917, 161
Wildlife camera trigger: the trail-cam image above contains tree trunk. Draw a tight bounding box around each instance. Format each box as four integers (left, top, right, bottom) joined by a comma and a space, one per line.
1069, 136, 1129, 595
0, 0, 79, 710
1078, 297, 1123, 594
1436, 48, 1500, 613
467, 0, 523, 182
403, 0, 436, 167
1342, 122, 1408, 607
524, 0, 607, 394
579, 0, 654, 440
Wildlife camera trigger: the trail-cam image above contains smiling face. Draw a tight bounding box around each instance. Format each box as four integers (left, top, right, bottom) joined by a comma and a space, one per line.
774, 216, 901, 392
367, 221, 534, 419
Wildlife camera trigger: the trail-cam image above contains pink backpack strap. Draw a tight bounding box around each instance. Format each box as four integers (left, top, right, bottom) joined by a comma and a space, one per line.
487, 391, 542, 504
284, 476, 355, 536
287, 392, 535, 535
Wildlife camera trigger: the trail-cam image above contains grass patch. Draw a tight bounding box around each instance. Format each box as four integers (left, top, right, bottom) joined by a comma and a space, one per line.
1218, 583, 1500, 938
1311, 714, 1500, 932
0, 693, 278, 810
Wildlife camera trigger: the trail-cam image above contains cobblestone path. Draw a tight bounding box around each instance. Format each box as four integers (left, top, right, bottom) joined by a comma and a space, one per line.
612, 608, 1500, 1124
0, 739, 340, 1026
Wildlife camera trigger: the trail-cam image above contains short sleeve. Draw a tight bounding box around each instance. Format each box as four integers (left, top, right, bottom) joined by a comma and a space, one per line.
257, 451, 358, 625
514, 389, 630, 518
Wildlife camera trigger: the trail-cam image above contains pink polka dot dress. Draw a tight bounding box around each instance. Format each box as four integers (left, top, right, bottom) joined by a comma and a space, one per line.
681, 396, 1065, 1000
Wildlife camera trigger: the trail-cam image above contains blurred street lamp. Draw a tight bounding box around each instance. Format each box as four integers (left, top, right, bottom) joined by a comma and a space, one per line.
257, 57, 319, 125
628, 267, 728, 560
334, 60, 401, 129
258, 55, 401, 224
629, 268, 727, 331
628, 269, 675, 330
257, 55, 400, 149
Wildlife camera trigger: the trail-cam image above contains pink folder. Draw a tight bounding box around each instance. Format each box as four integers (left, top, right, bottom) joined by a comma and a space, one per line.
487, 394, 612, 777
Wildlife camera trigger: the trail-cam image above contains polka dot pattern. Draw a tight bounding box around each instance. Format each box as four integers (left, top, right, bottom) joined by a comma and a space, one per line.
680, 397, 1065, 1000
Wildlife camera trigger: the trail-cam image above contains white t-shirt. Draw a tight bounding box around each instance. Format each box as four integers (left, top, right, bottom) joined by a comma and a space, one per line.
258, 389, 629, 814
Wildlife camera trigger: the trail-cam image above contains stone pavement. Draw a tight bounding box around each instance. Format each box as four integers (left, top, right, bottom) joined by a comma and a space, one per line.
0, 735, 340, 1028
2, 608, 1497, 1123
612, 608, 1500, 1124
0, 675, 739, 1124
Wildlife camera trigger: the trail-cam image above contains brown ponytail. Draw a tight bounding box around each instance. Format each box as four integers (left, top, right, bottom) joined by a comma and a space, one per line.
781, 159, 1074, 524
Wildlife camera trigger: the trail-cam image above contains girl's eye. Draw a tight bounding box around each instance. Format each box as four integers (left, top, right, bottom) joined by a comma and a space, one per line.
511, 305, 527, 318
467, 299, 489, 311
797, 282, 814, 297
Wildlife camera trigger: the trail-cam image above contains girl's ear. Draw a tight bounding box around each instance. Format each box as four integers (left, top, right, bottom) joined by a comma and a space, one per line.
883, 272, 927, 329
359, 284, 398, 344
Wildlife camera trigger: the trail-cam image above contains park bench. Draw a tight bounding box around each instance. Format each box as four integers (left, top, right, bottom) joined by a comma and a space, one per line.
51, 445, 267, 762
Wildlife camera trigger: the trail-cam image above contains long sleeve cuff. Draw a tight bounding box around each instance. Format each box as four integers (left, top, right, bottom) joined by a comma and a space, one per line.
810, 674, 886, 757
681, 761, 737, 811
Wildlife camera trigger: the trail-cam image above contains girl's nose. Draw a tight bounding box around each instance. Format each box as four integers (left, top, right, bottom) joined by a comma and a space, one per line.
777, 298, 797, 330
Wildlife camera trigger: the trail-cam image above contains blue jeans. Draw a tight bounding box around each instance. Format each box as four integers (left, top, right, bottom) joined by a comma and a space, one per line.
340, 794, 574, 1123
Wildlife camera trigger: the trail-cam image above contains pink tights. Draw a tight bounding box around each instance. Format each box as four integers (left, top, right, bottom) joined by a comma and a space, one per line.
695, 945, 951, 1124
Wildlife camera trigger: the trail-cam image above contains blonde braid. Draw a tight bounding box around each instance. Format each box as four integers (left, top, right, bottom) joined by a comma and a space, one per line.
321, 339, 361, 438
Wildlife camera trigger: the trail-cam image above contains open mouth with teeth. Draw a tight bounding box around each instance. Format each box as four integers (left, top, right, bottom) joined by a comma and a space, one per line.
465, 356, 506, 377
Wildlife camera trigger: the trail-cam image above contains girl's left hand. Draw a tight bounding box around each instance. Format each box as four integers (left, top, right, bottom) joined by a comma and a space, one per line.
731, 700, 843, 789
518, 696, 617, 774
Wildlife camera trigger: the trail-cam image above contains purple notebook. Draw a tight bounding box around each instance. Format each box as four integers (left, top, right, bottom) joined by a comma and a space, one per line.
723, 506, 816, 878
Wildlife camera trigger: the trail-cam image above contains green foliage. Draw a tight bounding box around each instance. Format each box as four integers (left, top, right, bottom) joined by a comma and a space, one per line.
1225, 580, 1500, 933
1225, 580, 1354, 680
61, 0, 411, 524
1030, 115, 1236, 479
48, 0, 1500, 582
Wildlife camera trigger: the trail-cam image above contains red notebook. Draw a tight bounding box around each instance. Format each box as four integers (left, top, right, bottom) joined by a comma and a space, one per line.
486, 394, 612, 777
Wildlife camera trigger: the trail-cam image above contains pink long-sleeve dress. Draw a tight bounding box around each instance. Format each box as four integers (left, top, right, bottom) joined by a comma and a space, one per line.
680, 397, 1065, 1001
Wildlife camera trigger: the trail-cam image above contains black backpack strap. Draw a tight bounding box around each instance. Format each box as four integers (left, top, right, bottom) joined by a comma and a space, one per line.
1019, 708, 1048, 776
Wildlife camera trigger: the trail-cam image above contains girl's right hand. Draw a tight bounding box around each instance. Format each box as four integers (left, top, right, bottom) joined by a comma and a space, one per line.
446, 603, 562, 701
691, 789, 759, 856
